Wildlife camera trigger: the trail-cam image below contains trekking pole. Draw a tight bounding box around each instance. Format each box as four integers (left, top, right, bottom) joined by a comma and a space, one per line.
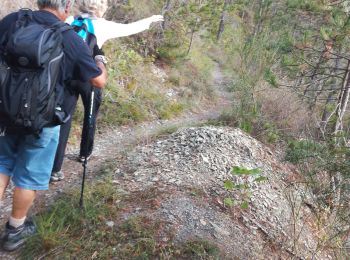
79, 156, 88, 207
79, 87, 95, 208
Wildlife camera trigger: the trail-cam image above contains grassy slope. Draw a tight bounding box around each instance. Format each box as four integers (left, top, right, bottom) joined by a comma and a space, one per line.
22, 172, 221, 259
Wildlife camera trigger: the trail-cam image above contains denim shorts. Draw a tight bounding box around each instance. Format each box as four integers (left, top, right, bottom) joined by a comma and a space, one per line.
0, 126, 60, 190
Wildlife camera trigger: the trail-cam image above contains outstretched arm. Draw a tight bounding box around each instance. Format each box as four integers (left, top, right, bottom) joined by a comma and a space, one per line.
92, 15, 164, 48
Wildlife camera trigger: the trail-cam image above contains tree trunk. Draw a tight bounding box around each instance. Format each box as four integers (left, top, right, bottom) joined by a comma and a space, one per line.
253, 0, 265, 37
329, 172, 342, 215
161, 0, 172, 30
334, 61, 350, 136
319, 58, 341, 135
187, 28, 196, 56
156, 0, 172, 46
216, 0, 230, 41
302, 55, 325, 107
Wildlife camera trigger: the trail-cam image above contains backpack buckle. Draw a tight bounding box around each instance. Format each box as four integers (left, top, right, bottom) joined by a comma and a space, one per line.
23, 119, 31, 128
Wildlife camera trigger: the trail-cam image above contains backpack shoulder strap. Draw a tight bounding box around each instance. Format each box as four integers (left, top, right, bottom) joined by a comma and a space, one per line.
59, 24, 73, 33
84, 18, 95, 35
52, 21, 73, 33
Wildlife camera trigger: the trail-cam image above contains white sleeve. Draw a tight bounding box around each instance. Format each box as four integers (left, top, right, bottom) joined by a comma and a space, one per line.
92, 18, 154, 48
65, 16, 74, 24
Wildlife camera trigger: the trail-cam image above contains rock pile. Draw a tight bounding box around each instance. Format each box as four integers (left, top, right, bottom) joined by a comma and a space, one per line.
129, 127, 276, 190
119, 126, 330, 259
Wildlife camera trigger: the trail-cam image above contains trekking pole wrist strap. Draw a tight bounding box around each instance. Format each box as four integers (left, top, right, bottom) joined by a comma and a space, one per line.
94, 55, 107, 65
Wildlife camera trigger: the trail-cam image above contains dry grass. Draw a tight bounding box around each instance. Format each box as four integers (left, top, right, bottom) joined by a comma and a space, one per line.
256, 84, 318, 137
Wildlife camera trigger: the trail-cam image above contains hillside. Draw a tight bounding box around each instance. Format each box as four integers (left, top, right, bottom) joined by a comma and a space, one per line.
0, 0, 350, 259
0, 63, 337, 258
1, 125, 332, 258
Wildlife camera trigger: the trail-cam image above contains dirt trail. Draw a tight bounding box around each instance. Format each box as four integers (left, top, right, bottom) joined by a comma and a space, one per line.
0, 64, 233, 258
92, 64, 232, 161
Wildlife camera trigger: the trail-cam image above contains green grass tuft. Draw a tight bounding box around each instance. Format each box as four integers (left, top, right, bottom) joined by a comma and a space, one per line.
20, 179, 222, 259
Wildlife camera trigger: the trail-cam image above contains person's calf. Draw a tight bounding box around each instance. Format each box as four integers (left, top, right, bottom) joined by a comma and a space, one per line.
12, 187, 36, 219
0, 173, 10, 200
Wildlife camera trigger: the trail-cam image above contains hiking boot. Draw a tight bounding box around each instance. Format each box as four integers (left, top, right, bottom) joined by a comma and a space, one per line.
50, 171, 65, 182
2, 219, 37, 251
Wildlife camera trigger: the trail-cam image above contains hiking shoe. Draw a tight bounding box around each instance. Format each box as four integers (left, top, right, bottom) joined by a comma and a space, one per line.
78, 154, 91, 163
2, 219, 37, 251
50, 171, 65, 182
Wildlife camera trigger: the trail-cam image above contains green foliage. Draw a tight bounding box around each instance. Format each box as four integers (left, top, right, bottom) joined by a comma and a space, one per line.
261, 122, 281, 144
286, 0, 322, 12
95, 40, 192, 126
240, 201, 249, 209
287, 139, 350, 178
254, 176, 269, 182
143, 0, 228, 62
274, 32, 295, 54
209, 0, 350, 253
284, 137, 350, 254
264, 68, 278, 87
320, 26, 331, 41
223, 166, 267, 210
285, 139, 324, 163
232, 166, 260, 175
224, 180, 235, 190
219, 3, 282, 135
159, 102, 185, 119
239, 118, 254, 134
224, 198, 234, 207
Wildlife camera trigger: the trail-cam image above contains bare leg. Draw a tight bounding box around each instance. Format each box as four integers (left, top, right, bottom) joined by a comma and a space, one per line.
11, 187, 36, 219
0, 173, 10, 201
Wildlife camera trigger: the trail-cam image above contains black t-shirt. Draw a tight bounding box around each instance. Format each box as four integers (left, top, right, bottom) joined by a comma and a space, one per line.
0, 10, 102, 112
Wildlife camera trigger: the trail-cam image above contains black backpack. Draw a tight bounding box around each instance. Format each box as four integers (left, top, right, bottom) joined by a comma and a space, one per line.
0, 9, 71, 135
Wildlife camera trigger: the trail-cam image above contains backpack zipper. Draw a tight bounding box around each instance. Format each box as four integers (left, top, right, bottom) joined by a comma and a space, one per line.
37, 28, 52, 66
23, 77, 31, 126
47, 52, 64, 92
18, 76, 30, 127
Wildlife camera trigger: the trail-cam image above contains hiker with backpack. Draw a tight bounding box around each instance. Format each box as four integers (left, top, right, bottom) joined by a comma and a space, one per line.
50, 0, 164, 182
0, 0, 107, 251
